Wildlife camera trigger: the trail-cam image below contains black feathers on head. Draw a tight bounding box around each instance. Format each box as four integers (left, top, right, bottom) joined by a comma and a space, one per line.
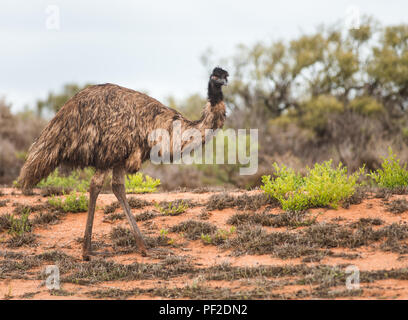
211, 67, 229, 79
208, 67, 229, 106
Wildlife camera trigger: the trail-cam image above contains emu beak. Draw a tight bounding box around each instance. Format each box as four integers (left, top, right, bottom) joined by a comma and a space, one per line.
211, 76, 228, 86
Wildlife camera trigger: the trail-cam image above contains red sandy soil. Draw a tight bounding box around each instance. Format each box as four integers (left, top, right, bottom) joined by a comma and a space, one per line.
1, 187, 408, 300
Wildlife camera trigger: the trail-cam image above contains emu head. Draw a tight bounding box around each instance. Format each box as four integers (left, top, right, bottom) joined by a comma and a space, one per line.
210, 67, 229, 86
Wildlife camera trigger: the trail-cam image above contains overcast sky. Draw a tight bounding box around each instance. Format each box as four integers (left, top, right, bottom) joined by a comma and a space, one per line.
1, 0, 407, 112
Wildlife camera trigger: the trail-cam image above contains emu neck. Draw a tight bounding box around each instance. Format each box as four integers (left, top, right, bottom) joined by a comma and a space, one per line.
208, 82, 223, 106
174, 82, 226, 155
192, 81, 226, 132
196, 101, 226, 132
182, 101, 226, 153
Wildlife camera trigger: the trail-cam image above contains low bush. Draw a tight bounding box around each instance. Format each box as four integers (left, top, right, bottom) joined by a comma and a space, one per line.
0, 213, 12, 231
48, 191, 88, 213
368, 148, 408, 189
201, 227, 236, 245
170, 220, 217, 240
155, 200, 188, 216
125, 173, 160, 193
36, 168, 94, 193
261, 160, 363, 211
8, 212, 31, 237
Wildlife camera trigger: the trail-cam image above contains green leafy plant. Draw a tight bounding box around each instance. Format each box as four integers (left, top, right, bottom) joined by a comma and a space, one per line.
125, 173, 160, 193
159, 229, 169, 237
200, 233, 212, 244
155, 201, 188, 216
158, 229, 174, 245
48, 191, 88, 213
368, 148, 408, 188
8, 212, 31, 237
261, 160, 363, 211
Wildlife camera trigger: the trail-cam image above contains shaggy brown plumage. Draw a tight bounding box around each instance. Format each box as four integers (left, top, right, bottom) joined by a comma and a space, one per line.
18, 67, 229, 260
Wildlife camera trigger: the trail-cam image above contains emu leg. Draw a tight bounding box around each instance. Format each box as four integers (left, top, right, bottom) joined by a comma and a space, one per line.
82, 170, 106, 261
112, 166, 147, 256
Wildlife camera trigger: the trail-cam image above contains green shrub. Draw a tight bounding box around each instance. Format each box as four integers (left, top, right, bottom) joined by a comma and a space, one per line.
349, 96, 384, 116
37, 168, 94, 192
368, 148, 408, 188
261, 160, 363, 211
125, 173, 160, 193
48, 191, 88, 213
299, 95, 344, 132
8, 212, 31, 237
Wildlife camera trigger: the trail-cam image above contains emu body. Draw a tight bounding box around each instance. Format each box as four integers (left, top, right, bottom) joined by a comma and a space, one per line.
18, 67, 229, 260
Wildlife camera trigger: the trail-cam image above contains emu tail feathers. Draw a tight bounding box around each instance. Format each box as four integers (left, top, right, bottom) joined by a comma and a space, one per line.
17, 140, 61, 190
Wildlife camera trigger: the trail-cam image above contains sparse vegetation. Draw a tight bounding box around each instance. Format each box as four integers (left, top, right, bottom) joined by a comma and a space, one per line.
109, 226, 137, 248
110, 226, 172, 250
0, 199, 9, 207
12, 203, 46, 215
4, 212, 36, 247
103, 201, 121, 214
1, 184, 408, 299
127, 197, 150, 209
385, 199, 408, 214
103, 212, 124, 223
205, 192, 276, 211
155, 200, 188, 216
205, 193, 237, 211
227, 211, 317, 228
134, 211, 156, 222
224, 221, 408, 258
351, 218, 384, 228
0, 213, 12, 231
32, 211, 60, 225
342, 186, 367, 208
4, 153, 408, 298
201, 227, 236, 245
170, 220, 217, 240
86, 288, 136, 300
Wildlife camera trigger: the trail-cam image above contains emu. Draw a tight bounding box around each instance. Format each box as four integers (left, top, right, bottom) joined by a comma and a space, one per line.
18, 67, 229, 260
